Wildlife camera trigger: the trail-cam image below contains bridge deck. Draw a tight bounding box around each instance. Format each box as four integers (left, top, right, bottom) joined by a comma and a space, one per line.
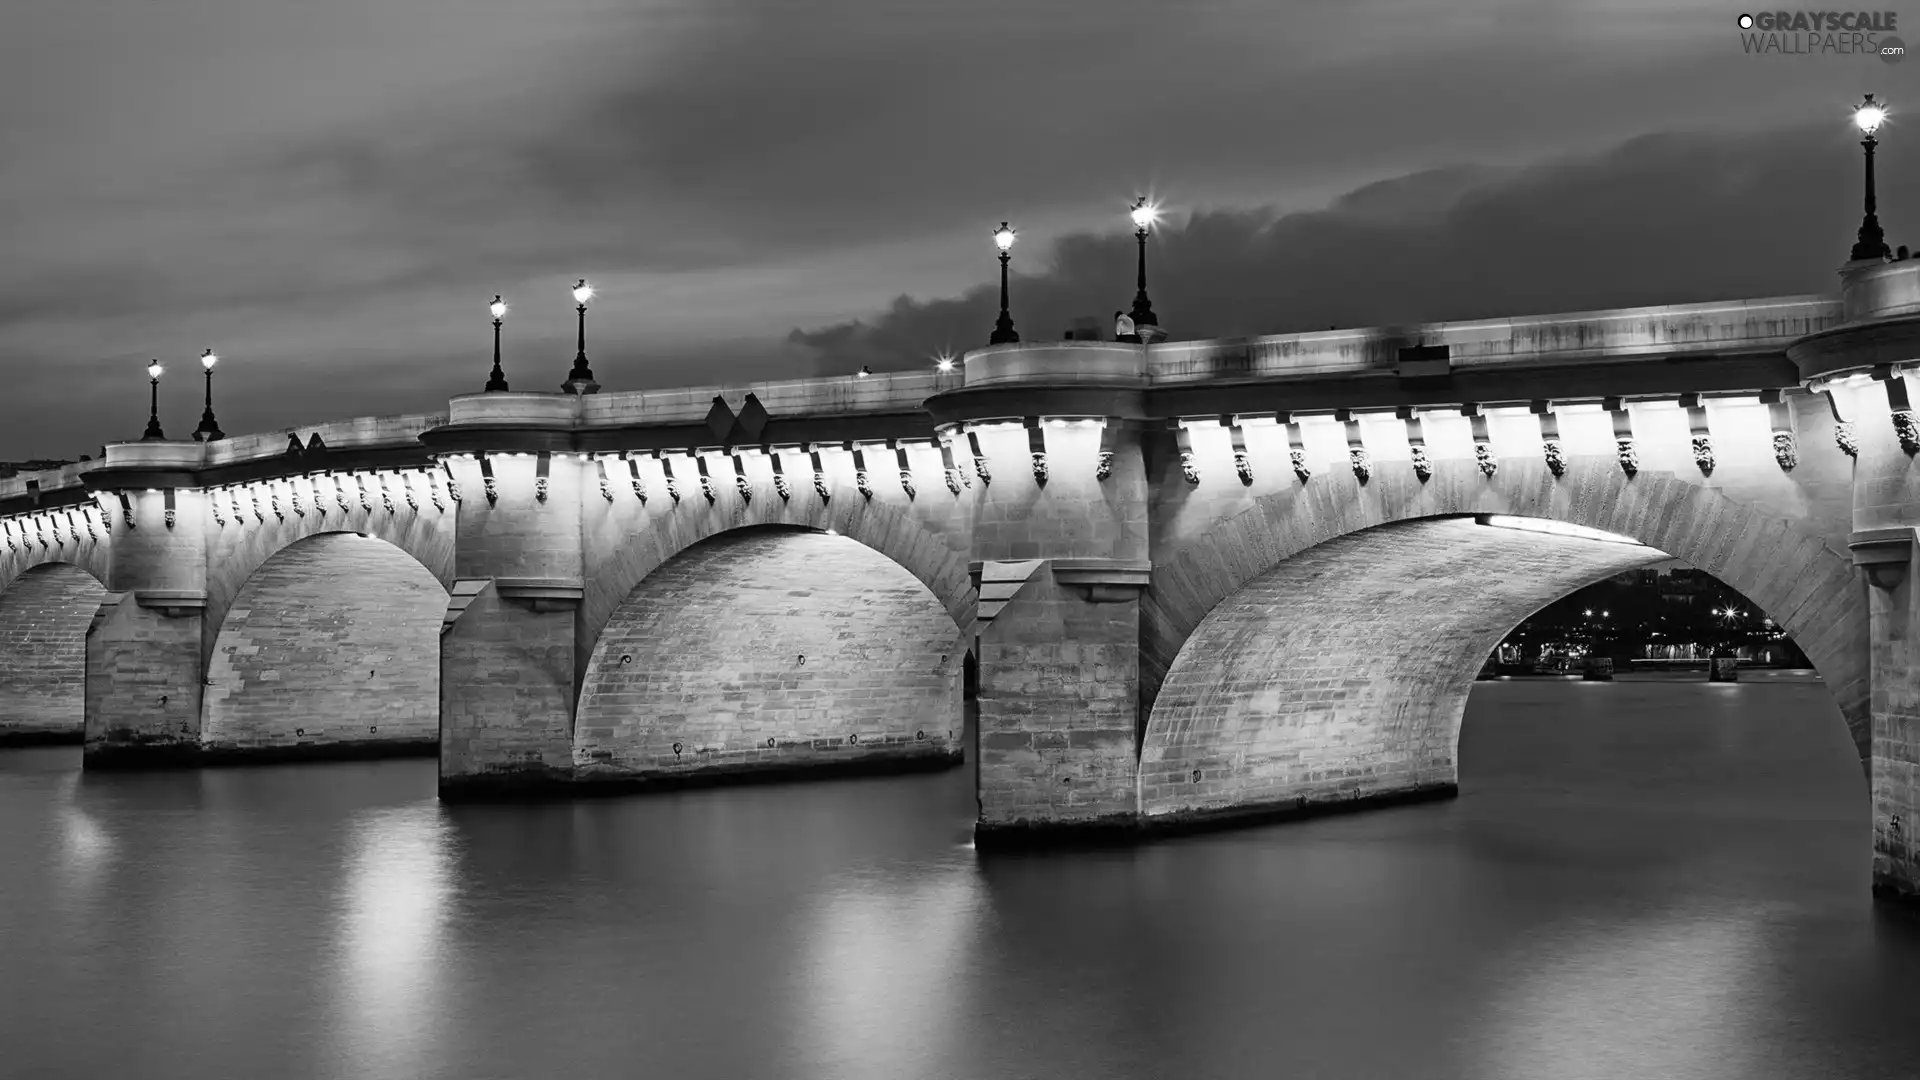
0, 293, 1846, 503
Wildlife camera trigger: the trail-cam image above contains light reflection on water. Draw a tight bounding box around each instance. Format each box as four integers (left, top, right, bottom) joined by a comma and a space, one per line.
1478, 908, 1769, 1080
0, 677, 1917, 1080
331, 804, 457, 1080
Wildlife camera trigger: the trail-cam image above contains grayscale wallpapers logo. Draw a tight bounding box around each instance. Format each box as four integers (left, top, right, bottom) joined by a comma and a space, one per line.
1738, 11, 1905, 59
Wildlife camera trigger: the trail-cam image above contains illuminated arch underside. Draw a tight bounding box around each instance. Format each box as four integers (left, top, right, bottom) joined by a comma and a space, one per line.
575, 528, 965, 779
0, 563, 109, 740
202, 532, 446, 751
1142, 516, 1747, 818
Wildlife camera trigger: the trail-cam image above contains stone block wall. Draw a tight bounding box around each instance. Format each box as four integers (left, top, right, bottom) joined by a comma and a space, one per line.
974, 569, 1141, 833
575, 444, 975, 689
198, 470, 456, 662
1869, 555, 1919, 903
439, 584, 578, 791
0, 563, 109, 741
963, 422, 1150, 564
202, 531, 445, 752
1143, 453, 1871, 769
1140, 518, 1664, 820
575, 528, 963, 781
84, 597, 204, 759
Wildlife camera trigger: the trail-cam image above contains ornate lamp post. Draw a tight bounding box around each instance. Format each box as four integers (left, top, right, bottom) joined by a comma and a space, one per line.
563, 278, 599, 394
1127, 196, 1161, 339
990, 222, 1019, 345
193, 349, 224, 442
485, 295, 509, 392
142, 360, 166, 441
1852, 94, 1892, 262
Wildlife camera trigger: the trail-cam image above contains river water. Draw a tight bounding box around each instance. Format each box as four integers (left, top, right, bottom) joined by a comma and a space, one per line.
2, 674, 1917, 1080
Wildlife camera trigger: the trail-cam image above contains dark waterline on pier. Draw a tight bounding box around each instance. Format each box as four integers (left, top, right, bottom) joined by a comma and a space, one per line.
2, 674, 1917, 1080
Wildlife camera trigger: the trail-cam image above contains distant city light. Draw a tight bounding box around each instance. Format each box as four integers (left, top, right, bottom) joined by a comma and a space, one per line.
935, 356, 955, 372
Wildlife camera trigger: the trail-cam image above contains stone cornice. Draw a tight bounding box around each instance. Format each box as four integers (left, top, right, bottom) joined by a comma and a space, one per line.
1147, 353, 1801, 418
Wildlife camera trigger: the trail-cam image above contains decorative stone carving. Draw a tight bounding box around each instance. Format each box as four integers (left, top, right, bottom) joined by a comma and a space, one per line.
1895, 410, 1920, 456
1835, 420, 1859, 458
1691, 435, 1715, 475
1772, 432, 1797, 471
1543, 439, 1566, 477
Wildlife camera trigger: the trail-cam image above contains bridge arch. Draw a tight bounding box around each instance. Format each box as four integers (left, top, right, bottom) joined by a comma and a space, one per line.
1140, 454, 1870, 820
580, 490, 974, 664
201, 530, 447, 756
575, 523, 968, 782
200, 472, 457, 667
0, 561, 110, 744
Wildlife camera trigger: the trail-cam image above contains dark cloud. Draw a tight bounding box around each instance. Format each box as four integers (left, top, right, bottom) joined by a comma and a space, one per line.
784, 122, 1891, 371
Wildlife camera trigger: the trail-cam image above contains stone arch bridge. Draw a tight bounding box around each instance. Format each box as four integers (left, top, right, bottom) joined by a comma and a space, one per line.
5, 259, 1920, 907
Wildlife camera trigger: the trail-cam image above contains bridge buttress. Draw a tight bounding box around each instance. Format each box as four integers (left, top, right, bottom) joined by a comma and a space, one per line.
436, 451, 587, 796
83, 487, 211, 766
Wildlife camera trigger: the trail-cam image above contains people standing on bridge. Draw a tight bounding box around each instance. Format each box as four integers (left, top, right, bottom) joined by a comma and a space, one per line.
1114, 310, 1136, 341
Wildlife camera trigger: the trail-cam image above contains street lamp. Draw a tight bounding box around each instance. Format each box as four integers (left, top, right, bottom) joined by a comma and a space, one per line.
1122, 196, 1164, 342
990, 222, 1019, 345
562, 278, 599, 394
1852, 94, 1892, 262
193, 349, 224, 442
142, 360, 165, 441
485, 295, 509, 392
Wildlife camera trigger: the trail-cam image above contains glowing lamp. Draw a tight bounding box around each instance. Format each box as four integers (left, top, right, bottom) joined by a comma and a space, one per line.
1856, 97, 1887, 134
1130, 197, 1158, 231
993, 223, 1016, 251
147, 361, 163, 381
200, 349, 218, 371
572, 279, 594, 306
489, 296, 507, 320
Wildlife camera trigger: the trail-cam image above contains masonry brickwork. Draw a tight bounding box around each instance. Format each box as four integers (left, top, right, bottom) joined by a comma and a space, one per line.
974, 570, 1141, 832
199, 475, 456, 662
575, 528, 964, 782
1143, 399, 1870, 768
0, 563, 108, 742
202, 531, 445, 753
1141, 518, 1664, 819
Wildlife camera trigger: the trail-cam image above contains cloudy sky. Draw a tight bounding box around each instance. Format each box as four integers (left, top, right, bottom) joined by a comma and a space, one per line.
0, 0, 1910, 458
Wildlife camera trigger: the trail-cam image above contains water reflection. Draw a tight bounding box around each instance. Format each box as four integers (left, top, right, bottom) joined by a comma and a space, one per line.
331, 803, 457, 1080
1477, 908, 1769, 1080
798, 866, 984, 1078
1, 678, 1917, 1080
54, 772, 112, 891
